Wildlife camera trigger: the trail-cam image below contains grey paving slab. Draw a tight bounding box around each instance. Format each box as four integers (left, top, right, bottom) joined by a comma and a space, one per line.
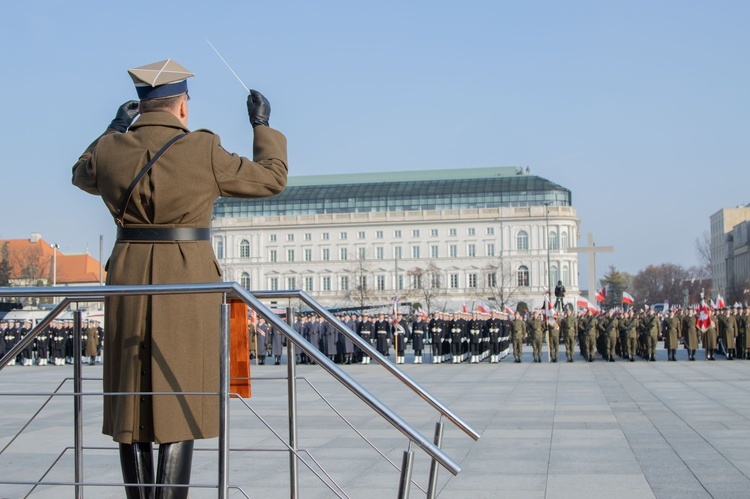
1, 346, 750, 498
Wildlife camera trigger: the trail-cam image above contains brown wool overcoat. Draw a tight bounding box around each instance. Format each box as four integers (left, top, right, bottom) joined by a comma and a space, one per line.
72, 111, 287, 444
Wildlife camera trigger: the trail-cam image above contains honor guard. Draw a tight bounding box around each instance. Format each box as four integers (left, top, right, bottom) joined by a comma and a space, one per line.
682, 309, 699, 361
560, 308, 578, 362
411, 314, 427, 364
511, 311, 525, 363
428, 312, 443, 364
3, 321, 18, 366
582, 311, 599, 362
663, 309, 681, 361
468, 312, 483, 364
394, 314, 408, 364
527, 312, 544, 363
358, 315, 374, 364
600, 309, 619, 362
487, 311, 503, 363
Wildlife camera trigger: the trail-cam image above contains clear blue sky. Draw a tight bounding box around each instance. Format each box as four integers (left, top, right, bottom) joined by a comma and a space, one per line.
1, 0, 747, 281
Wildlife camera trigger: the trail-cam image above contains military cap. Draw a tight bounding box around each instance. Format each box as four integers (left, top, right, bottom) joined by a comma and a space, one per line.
128, 59, 195, 100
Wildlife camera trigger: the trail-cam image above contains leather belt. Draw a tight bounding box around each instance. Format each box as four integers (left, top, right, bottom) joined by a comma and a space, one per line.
117, 227, 211, 241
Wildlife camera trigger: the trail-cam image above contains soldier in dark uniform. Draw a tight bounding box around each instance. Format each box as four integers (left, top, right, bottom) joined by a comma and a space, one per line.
0, 321, 6, 360
269, 322, 284, 365
3, 321, 18, 365
511, 311, 525, 363
428, 312, 443, 364
64, 319, 75, 365
50, 320, 66, 366
394, 314, 408, 364
20, 321, 35, 366
358, 315, 374, 364
450, 313, 464, 363
374, 314, 390, 357
256, 317, 269, 365
321, 319, 337, 361
554, 280, 566, 311
411, 314, 427, 364
487, 311, 503, 363
468, 312, 483, 364
338, 313, 355, 365
560, 308, 577, 362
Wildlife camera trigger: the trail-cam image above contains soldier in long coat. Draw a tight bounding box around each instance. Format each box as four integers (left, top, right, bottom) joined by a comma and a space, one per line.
663, 310, 681, 361
411, 314, 427, 364
511, 311, 526, 363
560, 308, 578, 363
72, 60, 287, 497
428, 312, 443, 364
682, 309, 699, 361
527, 312, 544, 363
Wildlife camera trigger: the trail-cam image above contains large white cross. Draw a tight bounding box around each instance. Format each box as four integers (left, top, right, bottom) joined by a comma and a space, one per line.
567, 233, 614, 300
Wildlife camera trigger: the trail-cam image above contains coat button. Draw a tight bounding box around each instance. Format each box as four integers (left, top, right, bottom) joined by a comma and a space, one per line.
140, 397, 146, 402
141, 370, 146, 375
139, 425, 145, 430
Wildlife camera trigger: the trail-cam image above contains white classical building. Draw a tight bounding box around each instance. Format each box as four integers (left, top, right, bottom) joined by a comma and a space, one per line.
211, 167, 581, 313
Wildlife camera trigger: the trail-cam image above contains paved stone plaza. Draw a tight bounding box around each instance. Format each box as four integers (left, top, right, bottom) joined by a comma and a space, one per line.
1, 345, 749, 498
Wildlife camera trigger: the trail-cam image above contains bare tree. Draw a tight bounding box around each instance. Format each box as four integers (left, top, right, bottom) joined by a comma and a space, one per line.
345, 254, 372, 314
10, 244, 50, 287
480, 262, 527, 310
695, 230, 711, 273
406, 261, 447, 314
0, 242, 12, 288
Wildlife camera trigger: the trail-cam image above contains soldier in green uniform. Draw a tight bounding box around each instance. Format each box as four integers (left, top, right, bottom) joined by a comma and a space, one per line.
527, 311, 544, 363
560, 308, 578, 362
717, 308, 737, 359
511, 311, 526, 363
682, 309, 699, 361
582, 311, 599, 362
599, 309, 619, 362
704, 317, 718, 360
622, 310, 638, 362
663, 309, 681, 361
741, 307, 750, 360
644, 309, 660, 361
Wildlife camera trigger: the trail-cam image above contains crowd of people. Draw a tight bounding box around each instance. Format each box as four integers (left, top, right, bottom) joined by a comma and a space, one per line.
1, 319, 102, 366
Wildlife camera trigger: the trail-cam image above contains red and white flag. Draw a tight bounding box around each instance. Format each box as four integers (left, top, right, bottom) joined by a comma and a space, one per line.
462, 302, 467, 313
622, 291, 634, 305
542, 293, 556, 324
577, 297, 599, 313
476, 301, 491, 314
696, 299, 711, 332
595, 287, 607, 303
504, 306, 514, 316
716, 294, 726, 309
417, 308, 428, 320
392, 295, 400, 322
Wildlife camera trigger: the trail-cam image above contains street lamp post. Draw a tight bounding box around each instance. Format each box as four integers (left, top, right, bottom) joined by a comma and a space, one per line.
51, 243, 59, 304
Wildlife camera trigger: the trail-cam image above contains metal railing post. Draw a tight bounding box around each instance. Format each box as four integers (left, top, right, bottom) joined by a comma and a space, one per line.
285, 307, 299, 499
397, 447, 415, 499
73, 310, 84, 499
218, 302, 230, 499
426, 421, 444, 499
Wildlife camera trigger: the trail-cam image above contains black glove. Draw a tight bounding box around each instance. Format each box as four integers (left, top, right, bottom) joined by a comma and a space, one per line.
246, 90, 271, 128
110, 101, 140, 133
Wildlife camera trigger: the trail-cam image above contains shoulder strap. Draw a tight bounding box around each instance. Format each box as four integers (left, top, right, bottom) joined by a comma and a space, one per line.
115, 133, 186, 227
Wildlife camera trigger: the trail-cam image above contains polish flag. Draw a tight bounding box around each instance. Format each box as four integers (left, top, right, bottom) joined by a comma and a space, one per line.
595, 287, 607, 303
504, 306, 514, 316
622, 291, 634, 305
696, 300, 711, 332
716, 294, 726, 309
577, 297, 599, 313
417, 308, 428, 320
542, 293, 556, 324
462, 302, 467, 313
477, 301, 491, 314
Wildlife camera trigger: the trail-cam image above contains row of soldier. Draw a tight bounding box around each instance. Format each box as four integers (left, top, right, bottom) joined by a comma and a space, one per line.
0, 319, 102, 366
250, 305, 750, 365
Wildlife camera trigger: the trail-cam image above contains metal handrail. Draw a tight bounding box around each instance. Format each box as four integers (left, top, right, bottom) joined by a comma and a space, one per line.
0, 283, 474, 479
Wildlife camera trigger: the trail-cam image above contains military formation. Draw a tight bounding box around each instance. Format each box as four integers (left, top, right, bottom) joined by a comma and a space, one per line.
0, 319, 102, 366
248, 305, 750, 366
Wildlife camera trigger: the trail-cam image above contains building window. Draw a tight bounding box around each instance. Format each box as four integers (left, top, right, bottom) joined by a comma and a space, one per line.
269, 249, 277, 262
376, 247, 384, 259
358, 247, 367, 260
216, 238, 224, 259
548, 231, 558, 250
468, 273, 478, 288
322, 248, 330, 261
449, 245, 458, 258
412, 229, 420, 237
287, 233, 294, 242
394, 246, 402, 259
450, 274, 459, 288
305, 277, 314, 291
322, 232, 330, 240
269, 234, 277, 242
486, 227, 495, 236
394, 230, 402, 238
287, 277, 297, 289
240, 272, 251, 289
563, 264, 570, 286
431, 245, 439, 258
431, 229, 439, 237
398, 275, 404, 290
431, 273, 441, 288
340, 247, 348, 260
412, 274, 423, 289
269, 277, 279, 290
561, 231, 569, 250
517, 231, 529, 250
377, 275, 386, 290
449, 228, 457, 237
287, 249, 295, 262
322, 276, 331, 291
340, 276, 349, 291
376, 231, 384, 239
517, 266, 530, 287
468, 228, 476, 236
239, 240, 250, 258
487, 243, 495, 256
304, 248, 312, 261
358, 231, 365, 239
340, 232, 348, 240
304, 233, 312, 241
358, 275, 367, 289
468, 244, 476, 257
412, 246, 420, 259
550, 265, 559, 287
487, 272, 497, 288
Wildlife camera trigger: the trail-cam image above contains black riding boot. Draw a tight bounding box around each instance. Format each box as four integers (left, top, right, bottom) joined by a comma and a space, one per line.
119, 442, 155, 499
155, 440, 194, 499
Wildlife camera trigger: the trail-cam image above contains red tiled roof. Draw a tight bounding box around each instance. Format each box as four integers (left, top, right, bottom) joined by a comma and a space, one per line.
0, 236, 104, 284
